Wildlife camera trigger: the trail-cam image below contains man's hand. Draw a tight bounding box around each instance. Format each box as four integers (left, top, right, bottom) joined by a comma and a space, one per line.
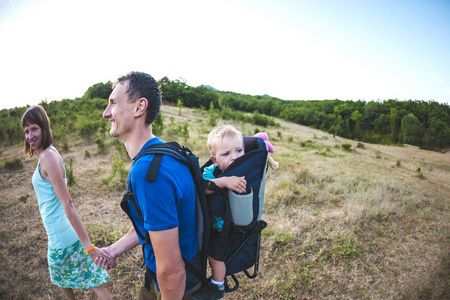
94, 247, 117, 271
93, 227, 140, 271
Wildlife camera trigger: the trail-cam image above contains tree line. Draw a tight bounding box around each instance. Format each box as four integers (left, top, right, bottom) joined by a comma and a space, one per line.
159, 77, 449, 151
1, 77, 449, 151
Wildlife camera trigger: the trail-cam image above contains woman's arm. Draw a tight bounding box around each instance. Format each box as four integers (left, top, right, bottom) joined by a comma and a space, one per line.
40, 150, 111, 261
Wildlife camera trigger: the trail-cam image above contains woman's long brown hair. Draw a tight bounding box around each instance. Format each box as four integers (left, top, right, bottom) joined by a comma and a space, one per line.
21, 105, 55, 158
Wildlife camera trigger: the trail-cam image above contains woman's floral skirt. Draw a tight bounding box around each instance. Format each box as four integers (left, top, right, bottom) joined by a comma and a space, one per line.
47, 240, 110, 289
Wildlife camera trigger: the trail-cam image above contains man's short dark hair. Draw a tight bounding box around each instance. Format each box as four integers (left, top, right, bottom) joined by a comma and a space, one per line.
114, 71, 162, 125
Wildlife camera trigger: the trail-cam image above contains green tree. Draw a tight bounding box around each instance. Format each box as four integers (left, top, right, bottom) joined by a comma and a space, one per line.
374, 114, 390, 135
83, 82, 112, 99
401, 113, 424, 146
350, 110, 363, 139
424, 117, 450, 149
209, 102, 219, 126
177, 99, 183, 115
390, 108, 401, 143
363, 101, 381, 130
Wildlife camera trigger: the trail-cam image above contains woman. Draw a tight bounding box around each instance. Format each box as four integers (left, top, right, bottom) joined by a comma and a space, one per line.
22, 105, 112, 300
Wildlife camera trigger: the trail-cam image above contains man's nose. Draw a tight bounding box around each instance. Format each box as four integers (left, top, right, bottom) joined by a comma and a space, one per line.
103, 105, 110, 119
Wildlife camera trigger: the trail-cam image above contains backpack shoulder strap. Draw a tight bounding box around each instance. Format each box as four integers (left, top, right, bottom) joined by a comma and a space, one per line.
133, 142, 190, 182
124, 142, 187, 242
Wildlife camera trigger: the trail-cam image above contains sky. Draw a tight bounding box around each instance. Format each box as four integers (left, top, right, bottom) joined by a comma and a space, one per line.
0, 0, 449, 110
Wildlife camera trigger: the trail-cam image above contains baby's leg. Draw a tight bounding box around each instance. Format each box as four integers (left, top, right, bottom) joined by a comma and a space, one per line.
268, 154, 279, 170
208, 255, 226, 282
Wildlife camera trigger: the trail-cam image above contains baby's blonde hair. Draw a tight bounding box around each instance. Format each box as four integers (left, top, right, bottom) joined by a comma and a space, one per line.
207, 125, 244, 156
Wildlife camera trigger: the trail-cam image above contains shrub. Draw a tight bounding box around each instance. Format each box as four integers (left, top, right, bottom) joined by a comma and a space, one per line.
332, 233, 361, 261
60, 136, 69, 152
153, 113, 165, 136
208, 102, 219, 126
209, 111, 219, 127
220, 106, 235, 120
111, 138, 127, 157
84, 150, 91, 158
341, 143, 352, 151
95, 136, 108, 155
356, 142, 365, 149
77, 118, 97, 141
375, 150, 381, 159
177, 99, 183, 115
56, 124, 69, 151
252, 111, 270, 127
102, 156, 129, 191
86, 223, 128, 247
1, 158, 23, 171
67, 158, 76, 187
181, 123, 189, 142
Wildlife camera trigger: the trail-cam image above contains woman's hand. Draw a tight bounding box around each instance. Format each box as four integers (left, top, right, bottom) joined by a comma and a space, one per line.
90, 247, 117, 270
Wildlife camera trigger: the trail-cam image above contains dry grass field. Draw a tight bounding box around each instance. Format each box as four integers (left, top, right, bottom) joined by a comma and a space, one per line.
1, 104, 449, 299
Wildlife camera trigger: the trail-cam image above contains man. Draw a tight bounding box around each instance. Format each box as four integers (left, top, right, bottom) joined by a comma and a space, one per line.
96, 71, 201, 299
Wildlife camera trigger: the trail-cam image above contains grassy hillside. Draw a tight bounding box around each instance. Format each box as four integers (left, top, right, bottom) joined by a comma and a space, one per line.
0, 104, 449, 299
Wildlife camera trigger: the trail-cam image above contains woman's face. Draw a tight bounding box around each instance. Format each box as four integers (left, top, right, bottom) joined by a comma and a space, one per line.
23, 123, 43, 153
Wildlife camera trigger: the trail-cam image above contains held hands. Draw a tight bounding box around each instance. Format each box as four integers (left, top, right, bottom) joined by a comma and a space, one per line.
91, 247, 117, 271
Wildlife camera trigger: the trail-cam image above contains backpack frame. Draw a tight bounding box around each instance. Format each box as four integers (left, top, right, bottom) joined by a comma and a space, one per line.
201, 136, 268, 292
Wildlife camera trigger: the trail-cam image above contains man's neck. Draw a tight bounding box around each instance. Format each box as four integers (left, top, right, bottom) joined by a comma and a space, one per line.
123, 124, 155, 159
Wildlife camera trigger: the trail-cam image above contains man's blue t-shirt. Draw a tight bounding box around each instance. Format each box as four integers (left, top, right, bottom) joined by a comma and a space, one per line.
127, 137, 198, 289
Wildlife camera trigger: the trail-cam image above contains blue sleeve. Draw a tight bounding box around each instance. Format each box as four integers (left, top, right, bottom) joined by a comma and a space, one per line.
131, 156, 182, 232
202, 164, 217, 180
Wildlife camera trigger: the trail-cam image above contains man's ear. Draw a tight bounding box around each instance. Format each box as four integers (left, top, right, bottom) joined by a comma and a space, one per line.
135, 98, 148, 117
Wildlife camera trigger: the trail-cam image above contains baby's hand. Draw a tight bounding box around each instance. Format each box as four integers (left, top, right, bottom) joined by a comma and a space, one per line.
225, 176, 247, 194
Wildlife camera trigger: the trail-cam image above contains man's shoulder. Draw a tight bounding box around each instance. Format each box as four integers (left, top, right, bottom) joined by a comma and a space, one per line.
132, 145, 191, 178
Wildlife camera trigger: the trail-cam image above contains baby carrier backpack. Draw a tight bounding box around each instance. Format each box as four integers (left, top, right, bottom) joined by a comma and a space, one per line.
120, 137, 269, 293
120, 142, 210, 288
202, 135, 269, 292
